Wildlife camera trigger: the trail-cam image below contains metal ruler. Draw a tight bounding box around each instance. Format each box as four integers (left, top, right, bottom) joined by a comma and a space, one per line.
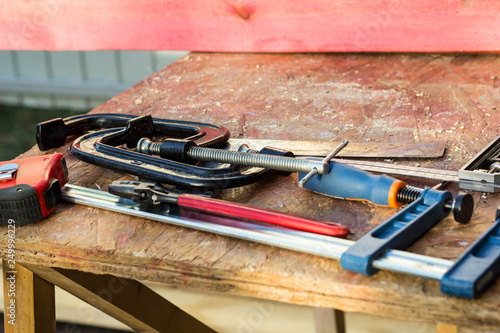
229, 139, 445, 159
334, 136, 500, 193
232, 136, 500, 192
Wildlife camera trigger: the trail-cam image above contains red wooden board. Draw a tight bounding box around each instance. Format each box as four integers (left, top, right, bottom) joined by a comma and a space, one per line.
1, 0, 500, 52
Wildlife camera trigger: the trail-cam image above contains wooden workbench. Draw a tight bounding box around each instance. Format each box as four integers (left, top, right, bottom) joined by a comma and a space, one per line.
2, 53, 500, 332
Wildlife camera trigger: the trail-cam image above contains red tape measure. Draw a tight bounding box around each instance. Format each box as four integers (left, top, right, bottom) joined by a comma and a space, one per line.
0, 154, 68, 225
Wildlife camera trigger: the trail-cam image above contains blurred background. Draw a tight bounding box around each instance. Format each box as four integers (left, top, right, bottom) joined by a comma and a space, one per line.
0, 50, 188, 160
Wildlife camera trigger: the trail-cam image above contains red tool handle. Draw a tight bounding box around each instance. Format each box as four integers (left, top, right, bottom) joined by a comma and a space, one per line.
177, 193, 349, 237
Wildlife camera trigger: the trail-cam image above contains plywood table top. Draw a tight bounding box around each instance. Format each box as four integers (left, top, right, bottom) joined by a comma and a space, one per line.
2, 53, 500, 331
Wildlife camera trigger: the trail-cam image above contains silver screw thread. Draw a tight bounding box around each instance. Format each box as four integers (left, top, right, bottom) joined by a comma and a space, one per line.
187, 146, 327, 174
137, 138, 328, 174
147, 142, 162, 155
137, 138, 162, 155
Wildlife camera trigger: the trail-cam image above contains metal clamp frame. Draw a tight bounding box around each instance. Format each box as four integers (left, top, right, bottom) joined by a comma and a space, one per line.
37, 114, 278, 191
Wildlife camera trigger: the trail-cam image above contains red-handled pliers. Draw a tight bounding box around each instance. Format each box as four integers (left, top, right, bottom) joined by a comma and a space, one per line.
109, 181, 350, 238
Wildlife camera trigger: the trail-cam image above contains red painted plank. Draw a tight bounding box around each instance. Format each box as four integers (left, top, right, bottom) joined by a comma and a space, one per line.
1, 0, 500, 52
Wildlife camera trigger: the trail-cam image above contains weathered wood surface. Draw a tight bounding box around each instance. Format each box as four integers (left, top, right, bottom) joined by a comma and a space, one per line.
1, 53, 500, 330
2, 0, 500, 52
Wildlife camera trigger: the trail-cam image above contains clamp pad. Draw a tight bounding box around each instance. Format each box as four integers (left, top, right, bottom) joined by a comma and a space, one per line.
441, 210, 500, 298
340, 189, 452, 276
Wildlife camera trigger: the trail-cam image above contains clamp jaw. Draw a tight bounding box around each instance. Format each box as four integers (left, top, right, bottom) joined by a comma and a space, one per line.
441, 208, 500, 298
108, 180, 351, 237
36, 113, 230, 151
340, 188, 462, 276
108, 180, 181, 205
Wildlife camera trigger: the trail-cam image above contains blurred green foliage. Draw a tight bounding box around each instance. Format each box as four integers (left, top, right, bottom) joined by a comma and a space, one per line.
0, 104, 82, 160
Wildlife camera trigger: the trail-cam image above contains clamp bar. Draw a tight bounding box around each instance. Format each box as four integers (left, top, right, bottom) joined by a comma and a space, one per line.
441, 209, 500, 298
340, 188, 453, 275
61, 184, 452, 280
62, 185, 499, 298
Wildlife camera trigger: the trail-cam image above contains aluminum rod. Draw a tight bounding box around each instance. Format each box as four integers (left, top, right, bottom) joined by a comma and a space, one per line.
61, 184, 452, 280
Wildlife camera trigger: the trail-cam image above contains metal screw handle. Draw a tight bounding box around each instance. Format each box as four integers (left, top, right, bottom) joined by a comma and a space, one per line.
237, 142, 350, 183
298, 139, 349, 187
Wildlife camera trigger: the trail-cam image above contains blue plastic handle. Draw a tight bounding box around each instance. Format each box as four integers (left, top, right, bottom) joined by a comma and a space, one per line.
299, 160, 403, 207
340, 188, 452, 276
440, 210, 500, 298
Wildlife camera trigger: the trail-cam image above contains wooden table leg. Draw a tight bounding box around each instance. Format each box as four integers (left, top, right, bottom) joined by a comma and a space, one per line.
313, 307, 346, 333
2, 260, 56, 333
21, 263, 216, 333
437, 323, 458, 333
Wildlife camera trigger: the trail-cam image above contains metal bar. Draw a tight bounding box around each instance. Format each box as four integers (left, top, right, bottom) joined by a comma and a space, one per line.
61, 184, 452, 281
333, 158, 460, 182
228, 139, 446, 159
336, 158, 500, 192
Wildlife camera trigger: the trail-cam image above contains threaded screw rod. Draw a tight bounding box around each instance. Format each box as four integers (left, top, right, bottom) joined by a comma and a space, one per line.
188, 146, 327, 173
238, 140, 349, 187
140, 141, 161, 155
396, 187, 453, 209
396, 187, 423, 204
137, 138, 329, 174
395, 186, 473, 224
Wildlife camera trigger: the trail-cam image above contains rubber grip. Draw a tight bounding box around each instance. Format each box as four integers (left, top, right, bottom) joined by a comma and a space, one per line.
177, 193, 350, 237
299, 160, 404, 207
0, 184, 43, 225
